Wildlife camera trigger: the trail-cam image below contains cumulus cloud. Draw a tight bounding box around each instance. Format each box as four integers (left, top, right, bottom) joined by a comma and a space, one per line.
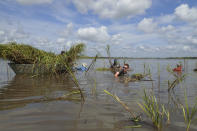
57, 38, 66, 43
77, 26, 110, 43
138, 18, 158, 33
15, 0, 53, 5
61, 23, 74, 37
186, 36, 197, 45
0, 26, 29, 43
175, 4, 197, 25
0, 30, 5, 36
72, 0, 152, 19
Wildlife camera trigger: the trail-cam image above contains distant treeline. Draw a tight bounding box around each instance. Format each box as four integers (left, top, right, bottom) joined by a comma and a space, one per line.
80, 56, 197, 59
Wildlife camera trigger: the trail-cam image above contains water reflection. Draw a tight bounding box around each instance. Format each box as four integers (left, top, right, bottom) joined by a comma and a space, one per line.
0, 75, 81, 110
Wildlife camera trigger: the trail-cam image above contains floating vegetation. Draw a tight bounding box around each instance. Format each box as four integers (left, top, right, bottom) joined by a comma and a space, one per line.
138, 90, 170, 130
131, 73, 144, 80
181, 92, 197, 131
104, 89, 141, 122
96, 67, 111, 71
0, 42, 85, 74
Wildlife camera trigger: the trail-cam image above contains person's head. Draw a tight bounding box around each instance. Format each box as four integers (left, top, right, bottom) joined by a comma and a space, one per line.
123, 64, 129, 70
61, 51, 65, 55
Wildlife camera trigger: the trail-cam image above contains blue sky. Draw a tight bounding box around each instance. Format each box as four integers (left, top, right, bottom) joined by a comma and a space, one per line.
0, 0, 197, 57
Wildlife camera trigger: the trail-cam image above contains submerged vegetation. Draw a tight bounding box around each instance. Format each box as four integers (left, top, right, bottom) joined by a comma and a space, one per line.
0, 42, 85, 74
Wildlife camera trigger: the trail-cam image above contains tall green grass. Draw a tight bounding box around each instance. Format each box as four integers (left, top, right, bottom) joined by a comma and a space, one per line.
104, 89, 141, 122
138, 90, 170, 130
181, 92, 197, 131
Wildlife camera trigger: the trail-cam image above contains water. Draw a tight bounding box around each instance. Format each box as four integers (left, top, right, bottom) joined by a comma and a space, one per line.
0, 58, 197, 131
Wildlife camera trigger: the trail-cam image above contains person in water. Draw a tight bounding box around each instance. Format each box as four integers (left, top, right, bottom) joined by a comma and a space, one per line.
173, 64, 182, 71
111, 59, 120, 68
114, 64, 129, 77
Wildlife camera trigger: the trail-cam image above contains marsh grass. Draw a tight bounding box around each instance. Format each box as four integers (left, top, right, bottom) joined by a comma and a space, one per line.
85, 54, 98, 73
105, 44, 112, 67
96, 67, 111, 71
104, 89, 141, 122
181, 91, 197, 131
138, 90, 170, 130
0, 42, 85, 74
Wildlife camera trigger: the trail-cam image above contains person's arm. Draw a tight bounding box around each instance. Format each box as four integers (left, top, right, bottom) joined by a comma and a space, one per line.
114, 72, 119, 77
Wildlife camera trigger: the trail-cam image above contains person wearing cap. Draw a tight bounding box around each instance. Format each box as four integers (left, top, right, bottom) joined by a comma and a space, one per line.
114, 64, 129, 77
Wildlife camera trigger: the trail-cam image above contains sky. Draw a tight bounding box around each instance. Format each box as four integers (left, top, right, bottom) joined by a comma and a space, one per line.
0, 0, 197, 57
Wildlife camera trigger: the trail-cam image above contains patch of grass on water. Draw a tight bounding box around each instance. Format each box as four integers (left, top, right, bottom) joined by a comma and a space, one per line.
96, 67, 110, 71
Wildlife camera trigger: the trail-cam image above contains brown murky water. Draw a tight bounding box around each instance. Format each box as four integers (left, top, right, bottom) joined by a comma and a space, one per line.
0, 59, 197, 131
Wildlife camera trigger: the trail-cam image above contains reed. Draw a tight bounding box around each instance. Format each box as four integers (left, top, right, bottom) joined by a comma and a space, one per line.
181, 92, 197, 131
104, 89, 141, 122
138, 90, 170, 130
105, 44, 112, 67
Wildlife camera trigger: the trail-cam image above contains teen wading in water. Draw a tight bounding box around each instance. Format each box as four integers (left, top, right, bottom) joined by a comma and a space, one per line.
114, 64, 129, 77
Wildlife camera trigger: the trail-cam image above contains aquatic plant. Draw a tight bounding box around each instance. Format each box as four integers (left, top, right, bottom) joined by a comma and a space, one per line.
65, 64, 85, 101
181, 92, 197, 131
85, 54, 98, 73
0, 42, 85, 74
104, 89, 141, 122
96, 67, 111, 71
138, 90, 170, 130
105, 44, 112, 66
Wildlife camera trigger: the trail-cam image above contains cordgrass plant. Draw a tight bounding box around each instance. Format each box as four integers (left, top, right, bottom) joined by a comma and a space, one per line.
181, 91, 197, 131
138, 90, 170, 130
104, 89, 141, 123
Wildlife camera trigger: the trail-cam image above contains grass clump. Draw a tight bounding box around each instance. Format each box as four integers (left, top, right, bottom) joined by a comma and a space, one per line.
0, 42, 85, 74
138, 90, 170, 130
96, 67, 111, 71
181, 92, 197, 131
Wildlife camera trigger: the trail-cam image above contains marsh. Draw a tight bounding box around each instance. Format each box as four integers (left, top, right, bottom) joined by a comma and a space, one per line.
0, 58, 197, 131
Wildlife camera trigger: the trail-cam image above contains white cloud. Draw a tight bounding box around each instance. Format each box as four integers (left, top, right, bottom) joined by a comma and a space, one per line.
77, 26, 110, 43
0, 30, 5, 36
157, 14, 175, 24
160, 25, 175, 32
183, 45, 191, 51
111, 34, 122, 45
57, 38, 66, 43
61, 23, 74, 37
186, 36, 197, 45
138, 18, 157, 33
175, 4, 197, 24
72, 0, 152, 19
15, 0, 53, 5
